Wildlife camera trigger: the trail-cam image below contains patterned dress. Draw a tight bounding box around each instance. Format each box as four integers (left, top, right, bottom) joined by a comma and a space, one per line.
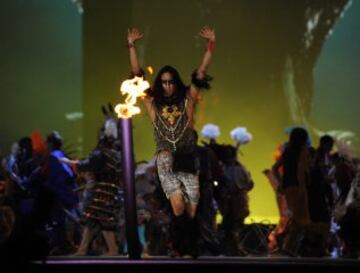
153, 98, 199, 204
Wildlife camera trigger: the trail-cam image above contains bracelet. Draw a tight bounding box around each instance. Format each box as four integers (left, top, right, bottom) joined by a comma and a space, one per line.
128, 41, 135, 48
207, 41, 215, 52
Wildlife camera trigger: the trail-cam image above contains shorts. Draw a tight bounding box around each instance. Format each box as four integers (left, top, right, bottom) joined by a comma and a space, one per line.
156, 151, 199, 204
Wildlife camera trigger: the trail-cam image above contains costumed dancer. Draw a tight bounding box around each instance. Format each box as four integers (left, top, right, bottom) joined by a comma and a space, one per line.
333, 140, 359, 258
263, 141, 289, 253
126, 25, 215, 258
195, 125, 221, 256
280, 127, 312, 257
222, 127, 254, 256
61, 109, 122, 256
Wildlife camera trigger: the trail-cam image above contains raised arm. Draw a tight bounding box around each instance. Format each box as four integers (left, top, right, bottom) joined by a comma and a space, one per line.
196, 26, 216, 79
127, 28, 155, 121
189, 26, 216, 104
127, 28, 144, 76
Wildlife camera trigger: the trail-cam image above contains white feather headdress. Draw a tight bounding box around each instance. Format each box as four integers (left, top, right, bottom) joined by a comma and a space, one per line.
104, 118, 118, 139
201, 123, 221, 140
230, 127, 253, 145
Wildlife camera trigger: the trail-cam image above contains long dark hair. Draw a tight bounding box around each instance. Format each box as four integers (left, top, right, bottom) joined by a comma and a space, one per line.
148, 65, 188, 107
282, 127, 310, 185
283, 127, 309, 161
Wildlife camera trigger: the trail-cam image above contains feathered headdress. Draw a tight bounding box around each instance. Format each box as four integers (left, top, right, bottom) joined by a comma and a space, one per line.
316, 129, 358, 160
101, 102, 119, 139
31, 130, 47, 156
230, 127, 253, 145
201, 123, 221, 140
336, 139, 357, 161
104, 119, 118, 139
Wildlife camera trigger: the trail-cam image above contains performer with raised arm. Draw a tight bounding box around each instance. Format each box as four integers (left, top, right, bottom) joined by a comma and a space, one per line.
127, 26, 215, 258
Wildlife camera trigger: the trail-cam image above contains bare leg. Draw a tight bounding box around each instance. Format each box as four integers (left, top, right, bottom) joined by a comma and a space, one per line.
169, 193, 185, 216
102, 230, 118, 256
185, 203, 198, 219
74, 227, 94, 256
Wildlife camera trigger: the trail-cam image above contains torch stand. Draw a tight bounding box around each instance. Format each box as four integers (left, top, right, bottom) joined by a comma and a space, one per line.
120, 118, 141, 259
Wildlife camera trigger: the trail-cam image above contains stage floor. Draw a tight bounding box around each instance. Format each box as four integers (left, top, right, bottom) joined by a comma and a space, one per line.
28, 254, 360, 273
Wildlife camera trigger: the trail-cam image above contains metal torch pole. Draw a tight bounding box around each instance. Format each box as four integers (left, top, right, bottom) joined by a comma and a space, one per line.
120, 118, 141, 259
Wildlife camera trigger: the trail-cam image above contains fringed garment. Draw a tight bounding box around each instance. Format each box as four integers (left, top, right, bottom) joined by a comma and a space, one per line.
77, 147, 122, 231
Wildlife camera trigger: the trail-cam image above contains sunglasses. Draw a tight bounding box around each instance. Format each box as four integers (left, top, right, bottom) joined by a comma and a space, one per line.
161, 79, 175, 85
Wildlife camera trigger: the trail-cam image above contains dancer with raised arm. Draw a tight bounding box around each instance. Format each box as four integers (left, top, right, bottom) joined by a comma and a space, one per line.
127, 26, 215, 258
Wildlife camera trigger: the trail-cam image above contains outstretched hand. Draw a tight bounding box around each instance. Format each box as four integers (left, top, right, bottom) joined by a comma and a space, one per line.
128, 28, 143, 43
199, 26, 215, 42
59, 157, 79, 165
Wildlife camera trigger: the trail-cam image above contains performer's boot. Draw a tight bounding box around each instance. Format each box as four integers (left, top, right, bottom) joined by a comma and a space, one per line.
222, 222, 238, 256
198, 217, 221, 255
102, 230, 119, 256
183, 216, 199, 258
169, 214, 187, 257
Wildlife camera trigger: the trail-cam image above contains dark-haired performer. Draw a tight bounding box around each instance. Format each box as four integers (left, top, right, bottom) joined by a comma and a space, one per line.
127, 26, 215, 257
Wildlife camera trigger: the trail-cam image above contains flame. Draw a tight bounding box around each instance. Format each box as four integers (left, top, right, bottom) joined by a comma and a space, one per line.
146, 66, 154, 75
115, 76, 150, 119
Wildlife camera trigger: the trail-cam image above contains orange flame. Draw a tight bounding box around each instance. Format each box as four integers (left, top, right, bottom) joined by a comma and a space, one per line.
146, 66, 154, 75
115, 76, 150, 119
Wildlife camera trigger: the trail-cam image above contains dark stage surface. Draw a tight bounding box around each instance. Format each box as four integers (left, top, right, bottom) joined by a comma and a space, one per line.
25, 255, 360, 273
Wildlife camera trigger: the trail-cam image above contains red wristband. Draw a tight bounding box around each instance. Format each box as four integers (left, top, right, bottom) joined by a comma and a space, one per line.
207, 41, 215, 52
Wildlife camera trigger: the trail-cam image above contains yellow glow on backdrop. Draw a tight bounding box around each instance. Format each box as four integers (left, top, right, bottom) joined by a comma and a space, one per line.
2, 1, 359, 226
80, 0, 360, 226
131, 80, 287, 224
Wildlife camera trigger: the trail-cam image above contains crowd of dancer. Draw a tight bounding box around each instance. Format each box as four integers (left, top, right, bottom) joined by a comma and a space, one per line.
264, 128, 360, 258
1, 25, 360, 261
0, 113, 254, 260
1, 120, 359, 260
